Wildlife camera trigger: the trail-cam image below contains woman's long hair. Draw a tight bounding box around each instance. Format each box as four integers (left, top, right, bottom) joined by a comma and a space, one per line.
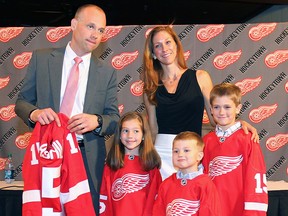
142, 26, 187, 105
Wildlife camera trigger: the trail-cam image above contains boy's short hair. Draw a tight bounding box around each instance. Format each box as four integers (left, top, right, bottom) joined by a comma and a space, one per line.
210, 83, 242, 106
173, 131, 204, 151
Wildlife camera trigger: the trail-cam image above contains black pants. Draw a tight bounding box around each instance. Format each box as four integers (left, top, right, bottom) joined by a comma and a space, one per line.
80, 146, 99, 215
267, 190, 288, 216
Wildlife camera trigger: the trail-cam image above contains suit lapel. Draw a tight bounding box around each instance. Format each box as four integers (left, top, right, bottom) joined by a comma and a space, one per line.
84, 55, 102, 113
49, 48, 65, 112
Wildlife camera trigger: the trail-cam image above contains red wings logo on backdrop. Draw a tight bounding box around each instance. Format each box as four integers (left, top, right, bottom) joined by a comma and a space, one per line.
101, 26, 122, 42
46, 27, 71, 43
197, 24, 225, 42
0, 76, 10, 90
249, 23, 277, 41
235, 76, 262, 95
130, 80, 144, 97
15, 132, 32, 149
145, 28, 153, 38
118, 104, 124, 115
0, 27, 24, 42
249, 104, 278, 123
202, 110, 209, 124
184, 50, 191, 61
0, 158, 7, 170
13, 52, 32, 69
265, 50, 288, 68
0, 104, 16, 121
213, 50, 242, 70
111, 51, 139, 69
285, 81, 288, 93
266, 133, 288, 151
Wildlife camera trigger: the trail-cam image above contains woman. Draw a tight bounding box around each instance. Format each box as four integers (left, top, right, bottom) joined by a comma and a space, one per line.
142, 26, 258, 180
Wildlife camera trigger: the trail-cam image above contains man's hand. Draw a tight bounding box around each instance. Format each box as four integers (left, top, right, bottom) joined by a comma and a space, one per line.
30, 108, 61, 127
67, 113, 98, 134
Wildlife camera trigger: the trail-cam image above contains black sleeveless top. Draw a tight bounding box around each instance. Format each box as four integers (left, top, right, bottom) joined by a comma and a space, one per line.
156, 69, 204, 136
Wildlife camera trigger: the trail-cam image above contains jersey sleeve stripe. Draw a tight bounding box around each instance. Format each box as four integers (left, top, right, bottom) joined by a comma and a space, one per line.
244, 202, 268, 211
60, 179, 90, 203
23, 190, 41, 203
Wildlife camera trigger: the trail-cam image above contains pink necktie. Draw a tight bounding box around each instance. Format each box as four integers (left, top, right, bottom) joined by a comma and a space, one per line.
60, 57, 83, 117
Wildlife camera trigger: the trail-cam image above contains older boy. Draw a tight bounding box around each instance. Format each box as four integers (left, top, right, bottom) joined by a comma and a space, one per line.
202, 83, 268, 216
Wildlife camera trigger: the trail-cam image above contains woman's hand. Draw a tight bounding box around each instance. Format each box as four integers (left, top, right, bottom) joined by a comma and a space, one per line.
241, 120, 259, 143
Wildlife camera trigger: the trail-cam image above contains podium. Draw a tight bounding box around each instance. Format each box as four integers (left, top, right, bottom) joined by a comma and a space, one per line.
0, 181, 23, 216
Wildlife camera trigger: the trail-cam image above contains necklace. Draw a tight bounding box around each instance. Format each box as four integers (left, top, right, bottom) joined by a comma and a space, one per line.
163, 72, 178, 84
169, 73, 178, 84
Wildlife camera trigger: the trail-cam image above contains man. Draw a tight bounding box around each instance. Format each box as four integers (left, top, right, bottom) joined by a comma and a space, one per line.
15, 4, 119, 214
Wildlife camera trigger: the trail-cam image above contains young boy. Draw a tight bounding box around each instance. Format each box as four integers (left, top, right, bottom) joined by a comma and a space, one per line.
153, 131, 222, 216
202, 83, 268, 216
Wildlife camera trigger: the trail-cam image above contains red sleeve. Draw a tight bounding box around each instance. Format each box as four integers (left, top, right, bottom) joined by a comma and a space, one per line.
22, 122, 45, 216
143, 168, 162, 215
243, 139, 268, 215
202, 133, 213, 174
198, 178, 222, 216
152, 182, 166, 216
60, 115, 95, 216
99, 165, 113, 216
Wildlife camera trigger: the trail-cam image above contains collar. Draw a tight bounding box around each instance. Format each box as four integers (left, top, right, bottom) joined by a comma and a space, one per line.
176, 164, 204, 180
65, 42, 91, 68
215, 121, 242, 138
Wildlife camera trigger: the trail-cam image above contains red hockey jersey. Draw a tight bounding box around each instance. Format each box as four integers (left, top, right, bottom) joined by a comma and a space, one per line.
203, 129, 268, 216
99, 155, 162, 216
153, 173, 222, 216
22, 113, 95, 216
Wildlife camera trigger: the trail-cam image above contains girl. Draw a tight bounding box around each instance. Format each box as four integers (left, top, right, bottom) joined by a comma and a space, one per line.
99, 111, 162, 216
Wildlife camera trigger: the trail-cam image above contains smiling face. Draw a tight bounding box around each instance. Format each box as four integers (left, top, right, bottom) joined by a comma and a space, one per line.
172, 139, 204, 174
211, 95, 242, 131
70, 6, 106, 56
120, 118, 144, 155
152, 30, 178, 66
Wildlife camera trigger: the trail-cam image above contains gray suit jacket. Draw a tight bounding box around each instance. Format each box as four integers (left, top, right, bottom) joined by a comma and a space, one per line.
15, 47, 119, 193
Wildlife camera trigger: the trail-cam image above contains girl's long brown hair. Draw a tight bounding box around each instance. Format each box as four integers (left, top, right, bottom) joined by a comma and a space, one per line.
106, 111, 161, 171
